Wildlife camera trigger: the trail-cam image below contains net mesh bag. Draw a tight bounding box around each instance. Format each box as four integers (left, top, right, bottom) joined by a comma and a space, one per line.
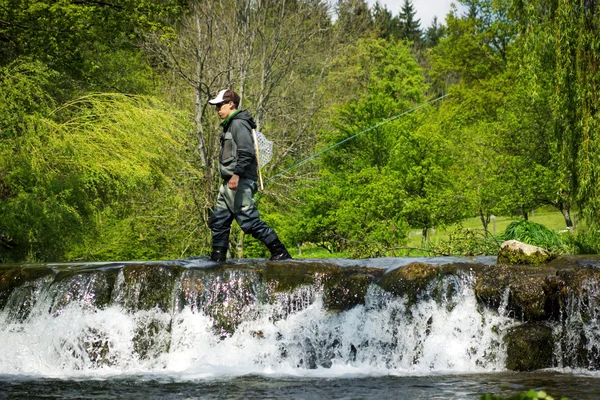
254, 131, 273, 168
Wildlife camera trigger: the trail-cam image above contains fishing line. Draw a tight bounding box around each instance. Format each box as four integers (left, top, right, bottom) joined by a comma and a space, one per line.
264, 93, 450, 185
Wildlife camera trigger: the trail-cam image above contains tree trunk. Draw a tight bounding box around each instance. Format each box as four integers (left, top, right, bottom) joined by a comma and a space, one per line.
421, 226, 429, 246
561, 207, 573, 231
479, 207, 491, 235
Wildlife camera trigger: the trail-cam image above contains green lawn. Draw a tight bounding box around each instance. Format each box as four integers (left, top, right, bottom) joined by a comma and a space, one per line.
409, 207, 568, 248
293, 206, 569, 259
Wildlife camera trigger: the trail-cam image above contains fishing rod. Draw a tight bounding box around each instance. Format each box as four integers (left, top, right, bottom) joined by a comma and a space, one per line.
264, 93, 450, 185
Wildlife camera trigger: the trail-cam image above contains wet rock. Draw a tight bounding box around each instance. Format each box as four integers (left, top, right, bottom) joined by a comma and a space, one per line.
378, 262, 473, 304
474, 264, 558, 321
323, 268, 380, 312
263, 261, 340, 292
0, 266, 52, 310
497, 240, 552, 265
2, 274, 54, 322
553, 267, 600, 369
378, 262, 442, 303
181, 267, 264, 337
84, 328, 113, 368
133, 315, 172, 360
504, 322, 554, 371
116, 264, 179, 312
49, 271, 117, 314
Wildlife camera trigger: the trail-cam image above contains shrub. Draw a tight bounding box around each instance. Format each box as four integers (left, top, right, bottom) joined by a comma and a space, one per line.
498, 220, 566, 252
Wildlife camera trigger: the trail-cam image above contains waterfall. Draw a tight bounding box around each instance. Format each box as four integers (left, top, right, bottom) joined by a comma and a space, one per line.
2, 257, 600, 379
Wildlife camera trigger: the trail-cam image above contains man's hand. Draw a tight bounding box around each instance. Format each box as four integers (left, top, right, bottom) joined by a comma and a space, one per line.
228, 174, 239, 190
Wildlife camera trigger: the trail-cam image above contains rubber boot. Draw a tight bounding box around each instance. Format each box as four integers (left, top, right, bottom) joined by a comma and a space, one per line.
210, 246, 228, 262
266, 239, 292, 261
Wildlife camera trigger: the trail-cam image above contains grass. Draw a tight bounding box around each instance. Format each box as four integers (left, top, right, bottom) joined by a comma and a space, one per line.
409, 206, 568, 249
293, 206, 570, 259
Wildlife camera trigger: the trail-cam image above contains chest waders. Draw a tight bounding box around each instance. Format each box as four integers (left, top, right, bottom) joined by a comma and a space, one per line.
209, 123, 291, 262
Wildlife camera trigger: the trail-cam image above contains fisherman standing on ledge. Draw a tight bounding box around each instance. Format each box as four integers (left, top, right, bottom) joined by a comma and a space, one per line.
207, 89, 292, 262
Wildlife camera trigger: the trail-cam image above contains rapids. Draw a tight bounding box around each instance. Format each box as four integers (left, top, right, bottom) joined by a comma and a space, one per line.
1, 256, 600, 399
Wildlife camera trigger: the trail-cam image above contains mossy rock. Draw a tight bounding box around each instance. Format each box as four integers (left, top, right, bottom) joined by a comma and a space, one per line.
133, 317, 172, 360
549, 267, 600, 323
180, 266, 264, 337
474, 264, 559, 321
497, 240, 552, 265
0, 266, 52, 309
504, 322, 554, 371
474, 264, 514, 309
263, 261, 342, 293
49, 270, 117, 313
508, 274, 549, 321
322, 268, 381, 312
378, 262, 444, 303
119, 264, 179, 312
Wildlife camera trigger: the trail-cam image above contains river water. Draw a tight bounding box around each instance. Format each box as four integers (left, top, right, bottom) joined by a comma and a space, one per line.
2, 371, 600, 399
1, 258, 600, 399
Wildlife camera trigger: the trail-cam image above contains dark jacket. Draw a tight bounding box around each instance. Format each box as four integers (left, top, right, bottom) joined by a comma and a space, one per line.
219, 110, 258, 181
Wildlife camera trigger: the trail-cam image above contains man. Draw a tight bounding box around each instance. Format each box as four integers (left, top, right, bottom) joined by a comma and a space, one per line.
207, 88, 292, 262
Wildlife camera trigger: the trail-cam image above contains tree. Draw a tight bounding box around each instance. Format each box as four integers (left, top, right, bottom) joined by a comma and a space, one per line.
423, 16, 447, 48
371, 2, 401, 39
510, 0, 600, 228
334, 0, 374, 41
398, 0, 422, 44
145, 0, 335, 256
292, 38, 457, 255
427, 0, 560, 231
0, 62, 198, 262
0, 0, 184, 97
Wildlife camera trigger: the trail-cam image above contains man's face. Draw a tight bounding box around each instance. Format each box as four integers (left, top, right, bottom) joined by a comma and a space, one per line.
216, 101, 235, 119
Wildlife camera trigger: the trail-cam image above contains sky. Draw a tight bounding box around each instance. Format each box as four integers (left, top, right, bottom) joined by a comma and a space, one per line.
368, 0, 468, 28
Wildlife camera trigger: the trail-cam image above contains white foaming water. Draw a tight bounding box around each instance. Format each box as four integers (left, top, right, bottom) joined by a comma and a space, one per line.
0, 275, 514, 380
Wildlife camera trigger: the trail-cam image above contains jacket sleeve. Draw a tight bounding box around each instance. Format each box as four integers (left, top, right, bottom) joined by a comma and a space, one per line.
231, 120, 256, 177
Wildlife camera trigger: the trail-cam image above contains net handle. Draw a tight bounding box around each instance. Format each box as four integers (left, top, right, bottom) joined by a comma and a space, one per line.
252, 129, 264, 190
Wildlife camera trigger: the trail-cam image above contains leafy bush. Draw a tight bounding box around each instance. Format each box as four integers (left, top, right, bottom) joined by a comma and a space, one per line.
561, 228, 600, 254
431, 224, 501, 256
480, 389, 567, 400
498, 220, 566, 252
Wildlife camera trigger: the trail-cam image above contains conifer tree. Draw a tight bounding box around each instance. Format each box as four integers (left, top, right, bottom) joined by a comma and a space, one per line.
398, 0, 422, 44
424, 16, 446, 48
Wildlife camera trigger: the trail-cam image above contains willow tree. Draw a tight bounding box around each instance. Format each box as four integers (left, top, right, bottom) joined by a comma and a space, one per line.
511, 0, 600, 228
0, 61, 198, 262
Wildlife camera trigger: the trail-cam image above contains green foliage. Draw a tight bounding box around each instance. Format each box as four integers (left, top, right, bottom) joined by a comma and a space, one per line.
398, 0, 422, 44
561, 228, 600, 255
0, 59, 59, 140
499, 220, 566, 252
2, 0, 600, 262
433, 225, 501, 256
0, 90, 203, 262
292, 169, 410, 257
0, 0, 184, 96
480, 389, 567, 400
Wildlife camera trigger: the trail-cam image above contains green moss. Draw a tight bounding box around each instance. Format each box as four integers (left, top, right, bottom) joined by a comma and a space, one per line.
323, 271, 377, 312
509, 275, 548, 321
504, 322, 554, 371
497, 242, 553, 265
120, 264, 179, 311
378, 263, 468, 305
263, 261, 341, 292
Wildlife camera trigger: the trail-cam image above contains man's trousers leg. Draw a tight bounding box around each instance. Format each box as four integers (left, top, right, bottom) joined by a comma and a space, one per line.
209, 185, 236, 249
212, 178, 290, 260
217, 178, 278, 244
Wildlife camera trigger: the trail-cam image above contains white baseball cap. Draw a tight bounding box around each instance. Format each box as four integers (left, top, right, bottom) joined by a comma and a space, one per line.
208, 89, 233, 104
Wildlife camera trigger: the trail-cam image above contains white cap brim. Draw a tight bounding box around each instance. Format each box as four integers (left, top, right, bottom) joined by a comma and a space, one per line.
208, 89, 228, 104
